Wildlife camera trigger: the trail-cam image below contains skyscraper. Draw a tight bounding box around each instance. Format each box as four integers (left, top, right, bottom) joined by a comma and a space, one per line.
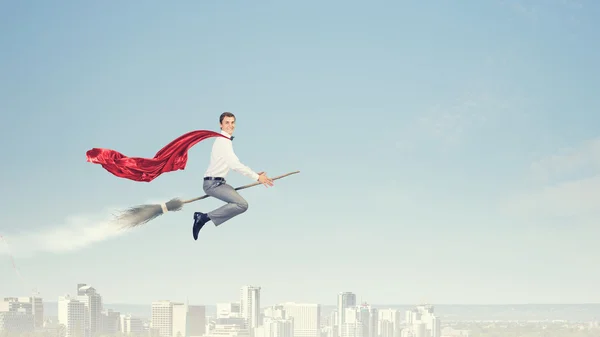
337, 292, 356, 337
240, 286, 261, 329
281, 302, 321, 337
77, 284, 103, 337
151, 300, 174, 337
404, 305, 440, 337
187, 305, 206, 337
58, 295, 85, 337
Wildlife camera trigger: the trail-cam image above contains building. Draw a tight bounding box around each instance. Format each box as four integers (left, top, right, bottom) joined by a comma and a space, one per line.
121, 314, 144, 335
58, 295, 86, 337
337, 293, 356, 337
240, 286, 261, 329
280, 302, 320, 337
151, 300, 174, 337
77, 284, 103, 337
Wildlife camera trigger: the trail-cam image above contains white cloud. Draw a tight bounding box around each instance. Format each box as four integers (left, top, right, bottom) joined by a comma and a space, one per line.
415, 95, 486, 143
394, 90, 509, 153
507, 174, 600, 219
505, 0, 538, 20
505, 136, 600, 223
529, 137, 600, 183
498, 0, 585, 27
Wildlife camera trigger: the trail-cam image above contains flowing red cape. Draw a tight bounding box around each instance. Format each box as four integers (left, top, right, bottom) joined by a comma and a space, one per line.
86, 130, 228, 182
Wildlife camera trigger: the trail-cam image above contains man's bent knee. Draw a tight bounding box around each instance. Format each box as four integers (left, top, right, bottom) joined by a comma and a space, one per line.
237, 199, 249, 212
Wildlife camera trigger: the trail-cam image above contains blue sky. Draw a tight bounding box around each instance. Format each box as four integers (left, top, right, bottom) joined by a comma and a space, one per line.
1, 0, 599, 306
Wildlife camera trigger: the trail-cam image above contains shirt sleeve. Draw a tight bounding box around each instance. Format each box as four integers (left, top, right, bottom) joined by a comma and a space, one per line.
219, 139, 260, 181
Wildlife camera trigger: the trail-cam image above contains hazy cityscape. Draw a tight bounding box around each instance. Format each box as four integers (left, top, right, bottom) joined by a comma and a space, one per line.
1, 284, 599, 337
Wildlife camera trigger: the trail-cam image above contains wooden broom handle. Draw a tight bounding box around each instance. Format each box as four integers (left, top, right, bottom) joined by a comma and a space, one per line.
182, 170, 300, 204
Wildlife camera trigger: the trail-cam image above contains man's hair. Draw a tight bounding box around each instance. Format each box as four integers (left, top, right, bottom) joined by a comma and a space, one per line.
220, 112, 236, 124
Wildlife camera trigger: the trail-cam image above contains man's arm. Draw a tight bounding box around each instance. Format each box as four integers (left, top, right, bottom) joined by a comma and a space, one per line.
219, 140, 260, 181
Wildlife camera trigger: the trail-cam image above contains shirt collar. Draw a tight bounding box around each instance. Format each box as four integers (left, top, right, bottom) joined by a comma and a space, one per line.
221, 130, 233, 140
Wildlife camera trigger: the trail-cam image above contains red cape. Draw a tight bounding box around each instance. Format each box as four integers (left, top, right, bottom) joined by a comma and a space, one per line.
86, 130, 228, 182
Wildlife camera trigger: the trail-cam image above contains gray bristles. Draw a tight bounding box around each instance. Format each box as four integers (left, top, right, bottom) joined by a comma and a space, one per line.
113, 204, 163, 229
165, 198, 184, 212
112, 198, 187, 230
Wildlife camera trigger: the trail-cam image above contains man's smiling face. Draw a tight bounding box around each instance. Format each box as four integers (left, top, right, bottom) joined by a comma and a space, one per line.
220, 116, 235, 135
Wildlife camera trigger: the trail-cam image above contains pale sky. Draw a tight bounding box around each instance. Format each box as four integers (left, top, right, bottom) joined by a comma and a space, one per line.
1, 0, 599, 306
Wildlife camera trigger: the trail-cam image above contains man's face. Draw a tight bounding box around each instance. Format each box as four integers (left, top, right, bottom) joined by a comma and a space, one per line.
220, 116, 235, 135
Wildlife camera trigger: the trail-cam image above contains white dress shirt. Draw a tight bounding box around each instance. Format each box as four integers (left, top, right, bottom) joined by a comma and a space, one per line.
204, 130, 259, 181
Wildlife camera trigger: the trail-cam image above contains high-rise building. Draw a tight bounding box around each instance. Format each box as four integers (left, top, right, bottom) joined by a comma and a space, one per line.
359, 304, 378, 337
262, 305, 293, 337
58, 295, 86, 337
0, 298, 35, 334
377, 309, 400, 337
101, 309, 121, 335
403, 305, 440, 337
280, 302, 320, 337
217, 302, 241, 318
378, 320, 393, 337
152, 300, 175, 337
2, 298, 32, 315
120, 314, 144, 335
341, 303, 378, 337
341, 307, 363, 337
188, 305, 206, 337
5, 296, 44, 329
77, 284, 103, 337
173, 303, 187, 337
240, 286, 261, 329
171, 301, 206, 337
337, 292, 356, 337
263, 317, 293, 337
0, 311, 35, 334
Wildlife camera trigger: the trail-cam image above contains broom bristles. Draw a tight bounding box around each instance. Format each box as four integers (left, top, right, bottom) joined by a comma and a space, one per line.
113, 197, 186, 229
112, 204, 162, 229
165, 198, 184, 212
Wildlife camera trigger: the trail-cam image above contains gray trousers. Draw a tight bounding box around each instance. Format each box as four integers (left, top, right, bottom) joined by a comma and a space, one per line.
203, 179, 249, 226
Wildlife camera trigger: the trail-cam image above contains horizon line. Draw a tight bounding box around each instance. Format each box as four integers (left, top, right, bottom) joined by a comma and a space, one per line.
39, 301, 600, 306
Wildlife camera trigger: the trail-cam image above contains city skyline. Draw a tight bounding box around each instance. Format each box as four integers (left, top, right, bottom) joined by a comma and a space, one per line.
5, 282, 600, 316
3, 282, 600, 337
1, 283, 444, 337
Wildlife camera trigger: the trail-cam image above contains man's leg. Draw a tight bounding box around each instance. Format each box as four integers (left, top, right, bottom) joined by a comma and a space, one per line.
204, 181, 249, 226
192, 180, 249, 240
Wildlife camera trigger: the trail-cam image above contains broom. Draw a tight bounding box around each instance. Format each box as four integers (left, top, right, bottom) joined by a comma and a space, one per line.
112, 170, 300, 229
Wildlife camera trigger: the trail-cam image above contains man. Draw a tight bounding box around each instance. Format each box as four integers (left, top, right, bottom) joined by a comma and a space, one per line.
192, 112, 274, 240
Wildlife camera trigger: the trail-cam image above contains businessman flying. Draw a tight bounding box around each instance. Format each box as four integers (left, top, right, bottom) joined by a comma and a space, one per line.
192, 112, 274, 240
